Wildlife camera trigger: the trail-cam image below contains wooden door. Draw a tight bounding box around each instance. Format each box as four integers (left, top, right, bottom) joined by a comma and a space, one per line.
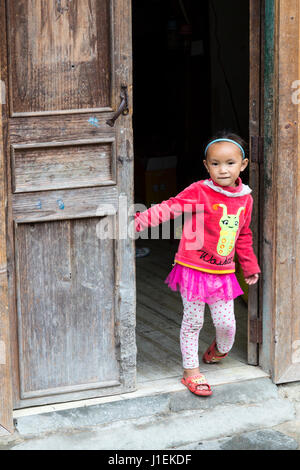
262, 0, 300, 383
248, 0, 264, 365
0, 0, 13, 430
0, 0, 135, 416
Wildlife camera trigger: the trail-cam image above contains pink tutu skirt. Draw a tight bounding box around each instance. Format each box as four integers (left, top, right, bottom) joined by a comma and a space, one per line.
165, 263, 243, 304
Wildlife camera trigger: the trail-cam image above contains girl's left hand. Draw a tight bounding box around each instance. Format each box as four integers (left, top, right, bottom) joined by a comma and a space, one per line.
244, 273, 259, 285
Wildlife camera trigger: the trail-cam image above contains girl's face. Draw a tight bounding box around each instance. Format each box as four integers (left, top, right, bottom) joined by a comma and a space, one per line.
203, 142, 249, 187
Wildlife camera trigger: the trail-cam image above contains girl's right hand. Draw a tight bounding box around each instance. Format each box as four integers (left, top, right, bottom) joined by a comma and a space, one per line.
244, 273, 259, 285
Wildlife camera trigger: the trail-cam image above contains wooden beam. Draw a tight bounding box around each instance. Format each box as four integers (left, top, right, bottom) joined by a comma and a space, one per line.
261, 0, 300, 383
0, 0, 14, 434
249, 0, 264, 365
259, 0, 277, 377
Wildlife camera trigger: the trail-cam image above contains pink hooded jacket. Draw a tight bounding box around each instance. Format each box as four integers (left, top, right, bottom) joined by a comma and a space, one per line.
135, 177, 261, 278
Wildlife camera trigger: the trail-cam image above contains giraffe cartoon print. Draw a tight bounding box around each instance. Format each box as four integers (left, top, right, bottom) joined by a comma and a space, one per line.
213, 203, 245, 257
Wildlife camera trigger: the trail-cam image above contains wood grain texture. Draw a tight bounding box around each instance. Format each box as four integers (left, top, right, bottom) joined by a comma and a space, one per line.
7, 0, 112, 115
267, 0, 300, 383
113, 0, 136, 393
259, 0, 277, 377
274, 0, 300, 383
12, 186, 118, 223
248, 0, 263, 366
0, 0, 14, 434
15, 217, 119, 399
4, 0, 136, 409
12, 139, 116, 193
9, 114, 115, 144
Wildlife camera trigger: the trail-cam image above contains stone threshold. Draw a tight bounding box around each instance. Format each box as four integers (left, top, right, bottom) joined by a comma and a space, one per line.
14, 364, 269, 419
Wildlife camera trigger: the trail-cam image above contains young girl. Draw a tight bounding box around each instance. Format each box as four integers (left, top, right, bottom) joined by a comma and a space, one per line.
134, 131, 260, 397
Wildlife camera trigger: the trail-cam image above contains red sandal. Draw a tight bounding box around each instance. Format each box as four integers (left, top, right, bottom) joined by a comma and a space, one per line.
181, 374, 212, 396
203, 339, 228, 364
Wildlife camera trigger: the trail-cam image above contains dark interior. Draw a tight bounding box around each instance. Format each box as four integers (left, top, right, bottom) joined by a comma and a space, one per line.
132, 0, 250, 382
132, 0, 250, 196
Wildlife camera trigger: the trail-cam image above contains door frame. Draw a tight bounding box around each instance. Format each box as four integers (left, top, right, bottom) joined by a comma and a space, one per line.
0, 0, 13, 434
259, 0, 277, 379
260, 0, 300, 383
249, 0, 265, 365
0, 0, 14, 435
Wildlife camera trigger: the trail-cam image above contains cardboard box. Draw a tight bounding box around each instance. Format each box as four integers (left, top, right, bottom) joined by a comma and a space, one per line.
135, 156, 177, 207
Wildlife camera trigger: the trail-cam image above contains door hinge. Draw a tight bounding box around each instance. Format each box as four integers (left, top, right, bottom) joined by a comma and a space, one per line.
250, 318, 262, 344
251, 136, 264, 164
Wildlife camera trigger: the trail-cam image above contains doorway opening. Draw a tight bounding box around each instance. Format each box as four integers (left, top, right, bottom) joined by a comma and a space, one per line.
133, 0, 258, 389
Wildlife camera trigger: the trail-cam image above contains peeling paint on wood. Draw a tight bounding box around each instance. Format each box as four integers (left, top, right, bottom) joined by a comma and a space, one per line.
57, 199, 64, 209
88, 117, 100, 127
56, 0, 72, 19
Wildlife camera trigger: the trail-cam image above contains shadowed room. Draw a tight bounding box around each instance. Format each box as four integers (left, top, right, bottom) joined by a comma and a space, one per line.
133, 0, 252, 387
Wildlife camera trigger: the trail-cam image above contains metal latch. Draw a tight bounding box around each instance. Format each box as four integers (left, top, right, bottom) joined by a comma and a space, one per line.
106, 85, 129, 127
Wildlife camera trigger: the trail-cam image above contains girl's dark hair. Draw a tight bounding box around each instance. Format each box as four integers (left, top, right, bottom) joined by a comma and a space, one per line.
204, 130, 248, 159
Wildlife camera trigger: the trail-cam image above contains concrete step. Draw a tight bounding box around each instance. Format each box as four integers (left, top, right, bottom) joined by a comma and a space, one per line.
8, 398, 295, 450
175, 429, 299, 451
3, 377, 296, 450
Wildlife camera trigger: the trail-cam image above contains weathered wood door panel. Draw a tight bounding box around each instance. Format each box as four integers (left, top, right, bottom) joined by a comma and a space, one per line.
265, 0, 300, 384
8, 0, 112, 115
16, 218, 119, 400
0, 0, 135, 411
248, 0, 264, 365
0, 0, 13, 430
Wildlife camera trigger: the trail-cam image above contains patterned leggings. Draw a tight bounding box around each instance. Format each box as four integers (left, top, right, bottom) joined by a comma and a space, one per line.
180, 294, 236, 369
